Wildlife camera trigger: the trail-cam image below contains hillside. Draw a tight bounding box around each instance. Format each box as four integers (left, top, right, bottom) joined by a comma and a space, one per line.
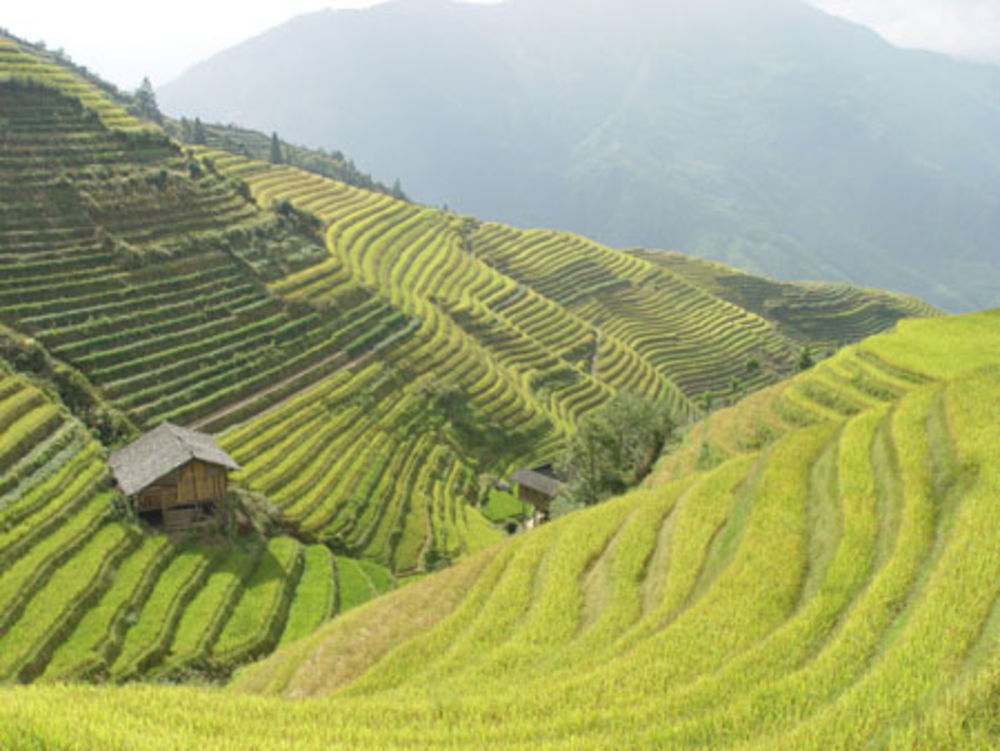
159, 0, 1000, 312
0, 30, 936, 686
0, 31, 932, 573
0, 30, 399, 199
0, 362, 395, 684
3, 311, 999, 748
165, 119, 406, 199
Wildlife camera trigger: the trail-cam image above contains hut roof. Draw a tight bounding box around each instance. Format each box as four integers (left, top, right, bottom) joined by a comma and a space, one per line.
109, 422, 239, 497
509, 466, 561, 499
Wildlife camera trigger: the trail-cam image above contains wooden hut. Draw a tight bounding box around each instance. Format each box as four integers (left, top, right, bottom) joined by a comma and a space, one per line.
509, 464, 561, 526
109, 422, 239, 531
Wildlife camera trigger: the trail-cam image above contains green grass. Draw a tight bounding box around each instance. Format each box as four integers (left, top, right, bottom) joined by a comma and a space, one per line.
210, 537, 302, 666
480, 489, 530, 523
278, 545, 336, 647
41, 536, 172, 681
334, 556, 384, 613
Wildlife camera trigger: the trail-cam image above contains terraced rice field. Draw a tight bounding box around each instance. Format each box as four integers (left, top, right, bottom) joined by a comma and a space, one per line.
0, 366, 394, 686
638, 250, 940, 346
0, 29, 991, 748
0, 33, 932, 575
0, 31, 958, 705
192, 144, 933, 568
0, 76, 408, 433
2, 310, 997, 750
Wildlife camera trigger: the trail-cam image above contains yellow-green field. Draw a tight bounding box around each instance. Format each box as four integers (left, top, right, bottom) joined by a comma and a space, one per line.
3, 311, 998, 749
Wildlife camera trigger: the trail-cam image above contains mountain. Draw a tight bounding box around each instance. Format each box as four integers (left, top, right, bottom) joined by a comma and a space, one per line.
0, 31, 932, 685
160, 0, 1000, 312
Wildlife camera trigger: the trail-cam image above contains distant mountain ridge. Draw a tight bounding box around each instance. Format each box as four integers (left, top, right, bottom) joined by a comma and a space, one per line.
161, 0, 1000, 312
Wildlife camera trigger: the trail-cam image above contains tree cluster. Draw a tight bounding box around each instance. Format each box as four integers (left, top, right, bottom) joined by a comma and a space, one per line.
558, 393, 675, 507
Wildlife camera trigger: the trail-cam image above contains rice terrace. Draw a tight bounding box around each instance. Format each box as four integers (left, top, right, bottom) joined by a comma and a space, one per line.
2, 1, 1000, 748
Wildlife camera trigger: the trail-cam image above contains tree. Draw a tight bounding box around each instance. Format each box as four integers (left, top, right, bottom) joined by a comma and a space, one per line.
728, 377, 744, 405
558, 393, 675, 507
192, 117, 207, 145
269, 132, 284, 164
133, 76, 162, 123
391, 178, 408, 201
799, 345, 815, 371
561, 419, 618, 506
700, 391, 714, 413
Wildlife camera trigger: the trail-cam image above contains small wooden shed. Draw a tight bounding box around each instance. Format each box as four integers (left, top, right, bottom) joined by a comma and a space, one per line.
109, 422, 239, 531
509, 464, 561, 526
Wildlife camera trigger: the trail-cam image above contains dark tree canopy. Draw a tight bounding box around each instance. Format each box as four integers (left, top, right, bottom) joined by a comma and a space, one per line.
269, 132, 284, 165
558, 393, 675, 507
192, 117, 207, 145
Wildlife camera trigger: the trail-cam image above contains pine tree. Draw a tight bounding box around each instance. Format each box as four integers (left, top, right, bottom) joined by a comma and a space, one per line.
192, 117, 207, 145
134, 77, 162, 124
799, 345, 815, 371
269, 132, 284, 165
391, 178, 407, 201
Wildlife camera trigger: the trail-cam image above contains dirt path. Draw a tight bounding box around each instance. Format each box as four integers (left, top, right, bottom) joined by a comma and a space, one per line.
589, 329, 602, 378
188, 348, 373, 431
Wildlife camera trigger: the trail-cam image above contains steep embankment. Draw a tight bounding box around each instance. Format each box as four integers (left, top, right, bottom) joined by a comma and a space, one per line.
3, 312, 999, 748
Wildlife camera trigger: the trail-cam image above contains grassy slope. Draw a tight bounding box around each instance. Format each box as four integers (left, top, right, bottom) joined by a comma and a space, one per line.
2, 312, 998, 749
637, 250, 940, 346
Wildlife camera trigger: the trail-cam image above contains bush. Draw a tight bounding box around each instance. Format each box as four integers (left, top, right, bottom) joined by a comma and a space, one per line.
558, 393, 675, 506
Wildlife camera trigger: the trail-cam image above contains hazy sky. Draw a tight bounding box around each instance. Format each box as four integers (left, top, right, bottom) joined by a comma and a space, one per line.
3, 0, 999, 91
810, 0, 1000, 63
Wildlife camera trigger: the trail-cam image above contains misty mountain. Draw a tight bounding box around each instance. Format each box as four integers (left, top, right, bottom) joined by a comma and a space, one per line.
160, 0, 1000, 311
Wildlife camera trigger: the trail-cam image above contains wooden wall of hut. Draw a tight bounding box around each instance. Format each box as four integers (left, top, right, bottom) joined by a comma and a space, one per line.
135, 460, 227, 512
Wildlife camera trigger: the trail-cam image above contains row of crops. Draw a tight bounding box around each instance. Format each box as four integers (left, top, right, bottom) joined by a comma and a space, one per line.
0, 40, 511, 580
0, 366, 395, 685
3, 313, 996, 749
233, 317, 949, 697
637, 249, 940, 346
471, 224, 799, 398
0, 76, 416, 437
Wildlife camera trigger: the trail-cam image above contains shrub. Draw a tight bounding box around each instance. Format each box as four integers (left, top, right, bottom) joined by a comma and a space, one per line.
558, 393, 675, 506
